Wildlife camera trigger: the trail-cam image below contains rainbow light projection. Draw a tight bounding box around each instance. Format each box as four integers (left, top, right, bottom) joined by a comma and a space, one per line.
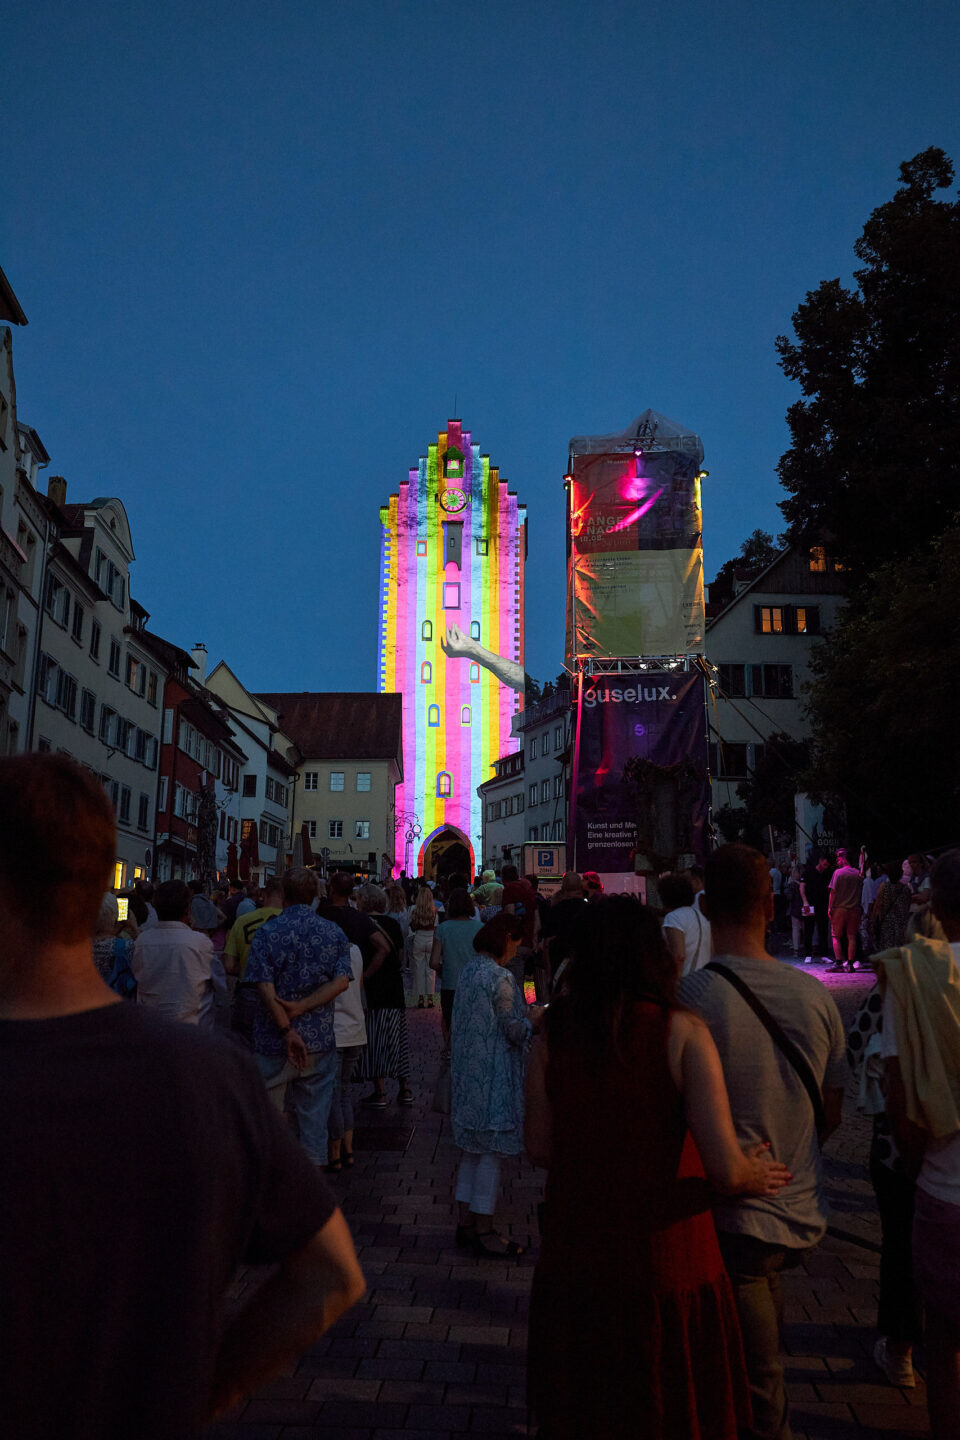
378, 421, 526, 875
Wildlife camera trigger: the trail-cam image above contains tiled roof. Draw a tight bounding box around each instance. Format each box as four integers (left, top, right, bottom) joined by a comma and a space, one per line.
256, 692, 403, 772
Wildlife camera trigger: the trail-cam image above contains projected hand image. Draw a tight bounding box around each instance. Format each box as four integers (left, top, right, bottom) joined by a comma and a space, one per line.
442, 625, 526, 694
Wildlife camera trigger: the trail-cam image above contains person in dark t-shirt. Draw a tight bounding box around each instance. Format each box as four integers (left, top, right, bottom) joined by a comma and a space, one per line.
500, 864, 539, 993
0, 756, 365, 1440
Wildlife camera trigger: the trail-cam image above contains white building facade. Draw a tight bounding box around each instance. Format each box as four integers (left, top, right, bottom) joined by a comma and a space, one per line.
705, 546, 846, 816
204, 658, 299, 881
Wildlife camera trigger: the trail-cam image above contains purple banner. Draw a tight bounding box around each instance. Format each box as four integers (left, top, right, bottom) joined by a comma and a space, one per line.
573, 669, 709, 873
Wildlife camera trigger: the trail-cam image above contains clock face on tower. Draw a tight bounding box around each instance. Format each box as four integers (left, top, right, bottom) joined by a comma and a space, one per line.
440, 487, 467, 513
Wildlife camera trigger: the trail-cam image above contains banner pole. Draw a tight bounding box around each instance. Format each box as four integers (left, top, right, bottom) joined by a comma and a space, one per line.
569, 667, 584, 871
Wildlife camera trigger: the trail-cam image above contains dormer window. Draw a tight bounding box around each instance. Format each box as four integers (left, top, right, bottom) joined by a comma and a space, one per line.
443, 447, 464, 480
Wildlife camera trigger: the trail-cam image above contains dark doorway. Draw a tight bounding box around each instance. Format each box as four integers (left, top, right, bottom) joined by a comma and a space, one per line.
422, 829, 471, 882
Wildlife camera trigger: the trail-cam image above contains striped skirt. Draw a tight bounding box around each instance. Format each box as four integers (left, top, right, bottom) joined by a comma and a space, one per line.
354, 1006, 410, 1081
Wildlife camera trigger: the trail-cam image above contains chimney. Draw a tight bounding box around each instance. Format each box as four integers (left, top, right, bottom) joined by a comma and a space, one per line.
191, 643, 208, 685
47, 475, 67, 508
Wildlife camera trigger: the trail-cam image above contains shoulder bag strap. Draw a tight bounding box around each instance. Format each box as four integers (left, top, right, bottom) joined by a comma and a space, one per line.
706, 961, 827, 1137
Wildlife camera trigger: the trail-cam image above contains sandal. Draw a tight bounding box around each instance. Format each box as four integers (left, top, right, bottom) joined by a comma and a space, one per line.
472, 1231, 525, 1258
398, 1087, 414, 1106
361, 1091, 388, 1108
341, 1148, 355, 1168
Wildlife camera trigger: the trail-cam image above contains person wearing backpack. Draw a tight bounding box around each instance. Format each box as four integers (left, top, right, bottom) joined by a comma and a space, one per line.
678, 844, 847, 1440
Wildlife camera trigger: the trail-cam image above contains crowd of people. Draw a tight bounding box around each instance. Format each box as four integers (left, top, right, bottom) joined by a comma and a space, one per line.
772, 846, 937, 971
2, 751, 959, 1440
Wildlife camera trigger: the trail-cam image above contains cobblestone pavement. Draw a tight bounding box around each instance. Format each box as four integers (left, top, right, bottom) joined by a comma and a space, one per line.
211, 962, 929, 1440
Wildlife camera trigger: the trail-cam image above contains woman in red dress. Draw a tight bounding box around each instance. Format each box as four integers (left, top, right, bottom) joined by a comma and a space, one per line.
525, 896, 790, 1440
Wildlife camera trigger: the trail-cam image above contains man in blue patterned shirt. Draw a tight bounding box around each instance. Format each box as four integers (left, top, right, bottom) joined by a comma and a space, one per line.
245, 868, 352, 1166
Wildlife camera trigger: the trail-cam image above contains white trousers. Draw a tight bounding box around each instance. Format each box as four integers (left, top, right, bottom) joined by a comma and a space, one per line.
455, 1151, 501, 1215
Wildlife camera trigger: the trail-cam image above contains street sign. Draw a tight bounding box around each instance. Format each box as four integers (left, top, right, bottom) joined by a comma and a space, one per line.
320, 847, 331, 859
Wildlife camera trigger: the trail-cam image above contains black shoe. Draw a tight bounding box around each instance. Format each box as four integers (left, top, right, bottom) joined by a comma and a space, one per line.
825, 962, 846, 973
472, 1231, 525, 1259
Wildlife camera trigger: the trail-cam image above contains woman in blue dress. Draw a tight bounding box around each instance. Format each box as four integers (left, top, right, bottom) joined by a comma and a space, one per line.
450, 912, 543, 1257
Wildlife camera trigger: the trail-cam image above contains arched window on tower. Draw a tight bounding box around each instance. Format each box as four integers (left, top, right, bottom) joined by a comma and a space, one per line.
469, 663, 480, 684
421, 620, 433, 641
461, 706, 471, 726
436, 771, 452, 798
427, 704, 440, 727
470, 621, 480, 641
420, 660, 432, 683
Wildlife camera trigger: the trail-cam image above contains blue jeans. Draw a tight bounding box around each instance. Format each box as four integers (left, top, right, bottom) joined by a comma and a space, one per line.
255, 1048, 339, 1166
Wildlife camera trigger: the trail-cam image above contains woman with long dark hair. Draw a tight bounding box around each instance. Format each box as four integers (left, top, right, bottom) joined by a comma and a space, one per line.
525, 895, 790, 1440
430, 887, 482, 1035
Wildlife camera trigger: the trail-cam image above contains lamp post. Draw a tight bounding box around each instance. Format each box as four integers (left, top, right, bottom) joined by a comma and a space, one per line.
393, 812, 422, 876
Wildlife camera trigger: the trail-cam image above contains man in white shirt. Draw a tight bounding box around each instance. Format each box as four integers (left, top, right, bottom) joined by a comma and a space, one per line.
881, 851, 960, 1439
132, 880, 220, 1027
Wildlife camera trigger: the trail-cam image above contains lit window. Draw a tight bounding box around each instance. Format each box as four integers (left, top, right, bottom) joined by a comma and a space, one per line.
421, 619, 433, 641
416, 540, 427, 557
427, 704, 440, 727
329, 771, 345, 791
757, 606, 784, 634
443, 582, 460, 609
355, 819, 371, 839
436, 771, 452, 798
469, 663, 480, 683
421, 660, 432, 683
461, 705, 471, 726
809, 546, 826, 573
356, 772, 371, 791
470, 621, 480, 640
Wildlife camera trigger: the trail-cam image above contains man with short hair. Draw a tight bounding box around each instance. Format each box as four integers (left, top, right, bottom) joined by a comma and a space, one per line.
679, 843, 847, 1440
224, 876, 284, 1047
0, 755, 364, 1437
800, 852, 832, 964
236, 882, 258, 918
320, 870, 390, 974
221, 877, 246, 928
879, 851, 960, 1439
245, 867, 353, 1166
826, 846, 864, 973
500, 863, 540, 993
134, 878, 159, 930
132, 879, 220, 1027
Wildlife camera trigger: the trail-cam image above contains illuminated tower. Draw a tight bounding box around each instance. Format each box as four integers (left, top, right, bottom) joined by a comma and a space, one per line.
378, 421, 526, 878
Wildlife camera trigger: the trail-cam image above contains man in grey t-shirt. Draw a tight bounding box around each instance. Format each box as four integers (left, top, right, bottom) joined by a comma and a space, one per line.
678, 844, 846, 1440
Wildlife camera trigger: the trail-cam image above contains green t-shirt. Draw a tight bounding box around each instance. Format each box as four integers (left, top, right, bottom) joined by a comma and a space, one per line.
435, 917, 483, 991
224, 907, 281, 980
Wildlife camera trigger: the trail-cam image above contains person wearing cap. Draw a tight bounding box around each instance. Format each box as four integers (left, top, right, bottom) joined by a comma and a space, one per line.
582, 871, 605, 903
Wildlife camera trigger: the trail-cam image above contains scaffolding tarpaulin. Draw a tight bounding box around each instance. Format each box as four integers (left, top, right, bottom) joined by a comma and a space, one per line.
573, 669, 710, 872
566, 410, 705, 662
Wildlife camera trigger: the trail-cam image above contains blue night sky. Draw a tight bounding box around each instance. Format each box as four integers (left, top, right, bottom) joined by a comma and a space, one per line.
3, 0, 958, 692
